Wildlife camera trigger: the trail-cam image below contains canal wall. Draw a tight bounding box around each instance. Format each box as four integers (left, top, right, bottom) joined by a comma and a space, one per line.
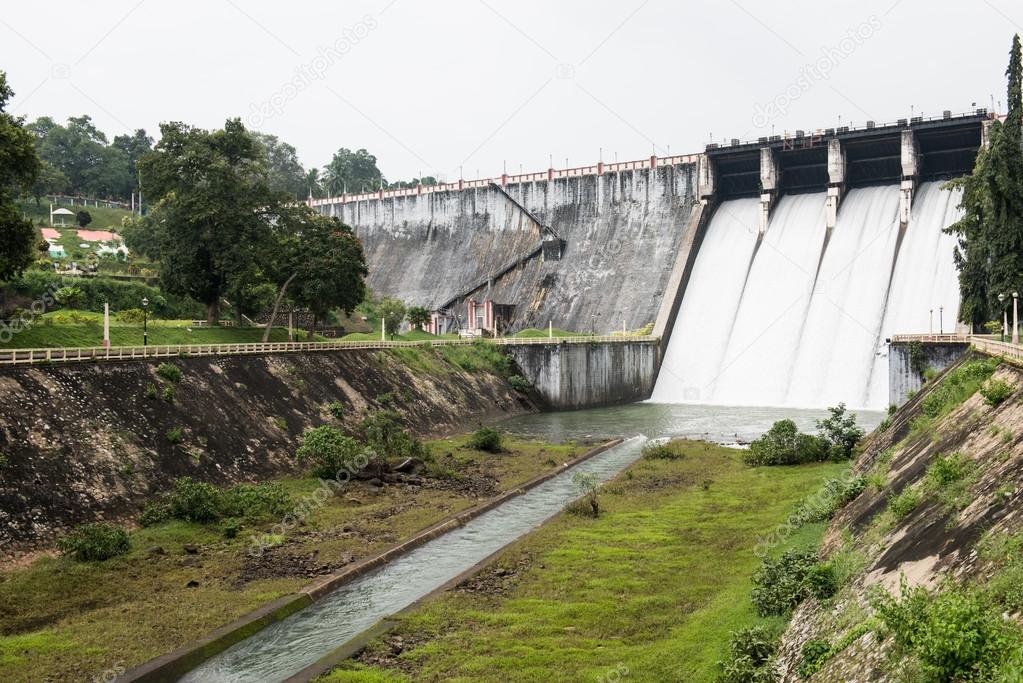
507, 340, 659, 409
316, 160, 700, 334
888, 340, 970, 406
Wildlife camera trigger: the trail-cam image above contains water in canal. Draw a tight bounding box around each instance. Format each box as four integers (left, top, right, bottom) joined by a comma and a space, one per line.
179, 403, 883, 681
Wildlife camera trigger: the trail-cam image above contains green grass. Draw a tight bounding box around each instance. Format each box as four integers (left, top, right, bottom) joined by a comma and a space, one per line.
0, 311, 322, 348
512, 327, 586, 338
18, 199, 132, 230
343, 330, 458, 342
322, 444, 846, 683
0, 435, 581, 683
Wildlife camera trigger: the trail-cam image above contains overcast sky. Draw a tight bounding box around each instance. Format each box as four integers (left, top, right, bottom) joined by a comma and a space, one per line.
1, 0, 1018, 183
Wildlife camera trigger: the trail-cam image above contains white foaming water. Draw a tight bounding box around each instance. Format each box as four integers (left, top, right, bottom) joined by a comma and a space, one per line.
652, 182, 962, 410
650, 198, 759, 403
709, 193, 827, 405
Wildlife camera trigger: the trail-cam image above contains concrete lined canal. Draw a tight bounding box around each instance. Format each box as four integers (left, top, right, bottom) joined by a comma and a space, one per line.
180, 435, 650, 682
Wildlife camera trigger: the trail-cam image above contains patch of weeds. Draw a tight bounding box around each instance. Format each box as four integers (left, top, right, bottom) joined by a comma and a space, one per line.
642, 441, 688, 461
144, 383, 158, 400
326, 401, 345, 420
222, 518, 242, 539
0, 453, 7, 471
375, 392, 395, 406
544, 457, 557, 467
980, 378, 1014, 407
923, 452, 978, 514
388, 347, 445, 375
467, 427, 503, 453
888, 487, 922, 519
788, 474, 866, 527
140, 477, 291, 526
119, 463, 135, 478
161, 385, 175, 403
508, 374, 531, 392
272, 416, 288, 431
57, 523, 130, 561
155, 362, 182, 383
797, 622, 875, 679
717, 624, 779, 683
919, 357, 1000, 419
165, 427, 183, 445
751, 549, 835, 617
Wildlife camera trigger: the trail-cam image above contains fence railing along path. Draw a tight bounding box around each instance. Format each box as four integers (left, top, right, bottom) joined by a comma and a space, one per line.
890, 333, 1023, 365
0, 335, 658, 367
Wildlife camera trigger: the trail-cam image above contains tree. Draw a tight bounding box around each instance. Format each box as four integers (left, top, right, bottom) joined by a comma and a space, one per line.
303, 167, 322, 199
288, 211, 368, 330
251, 132, 306, 200
0, 71, 40, 284
407, 305, 431, 331
111, 128, 153, 185
76, 210, 92, 228
29, 160, 69, 205
815, 403, 864, 459
130, 118, 285, 324
323, 147, 383, 195
947, 35, 1023, 329
378, 297, 406, 337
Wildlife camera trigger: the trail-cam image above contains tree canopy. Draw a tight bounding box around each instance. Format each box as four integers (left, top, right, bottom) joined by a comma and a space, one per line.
29, 115, 138, 200
0, 71, 41, 283
947, 34, 1023, 329
322, 147, 383, 195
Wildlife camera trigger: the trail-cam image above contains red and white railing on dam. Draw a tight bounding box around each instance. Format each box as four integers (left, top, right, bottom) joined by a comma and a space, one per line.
307, 153, 702, 207
0, 335, 658, 367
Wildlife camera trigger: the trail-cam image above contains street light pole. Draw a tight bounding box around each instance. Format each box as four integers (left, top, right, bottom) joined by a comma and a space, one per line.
1000, 293, 1007, 341
939, 306, 943, 335
1014, 292, 1020, 344
929, 308, 933, 334
142, 296, 149, 349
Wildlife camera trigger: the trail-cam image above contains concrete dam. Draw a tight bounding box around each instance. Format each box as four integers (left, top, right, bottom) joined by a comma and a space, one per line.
313, 111, 990, 411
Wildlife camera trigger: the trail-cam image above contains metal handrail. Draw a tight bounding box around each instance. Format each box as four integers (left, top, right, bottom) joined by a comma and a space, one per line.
0, 335, 659, 366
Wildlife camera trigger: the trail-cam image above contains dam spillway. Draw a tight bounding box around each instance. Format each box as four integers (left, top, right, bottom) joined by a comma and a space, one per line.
650, 181, 963, 410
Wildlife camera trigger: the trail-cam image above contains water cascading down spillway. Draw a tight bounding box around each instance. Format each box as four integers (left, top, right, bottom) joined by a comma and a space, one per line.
651, 181, 963, 410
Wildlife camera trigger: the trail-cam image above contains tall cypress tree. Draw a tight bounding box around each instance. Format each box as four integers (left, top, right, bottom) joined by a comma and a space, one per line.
947, 34, 1023, 329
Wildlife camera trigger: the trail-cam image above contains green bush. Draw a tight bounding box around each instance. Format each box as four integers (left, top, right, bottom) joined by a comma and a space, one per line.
144, 383, 158, 400
117, 308, 146, 323
980, 378, 1014, 407
873, 580, 1019, 681
11, 269, 203, 319
508, 374, 531, 392
220, 483, 290, 520
888, 487, 922, 519
745, 420, 828, 466
751, 549, 831, 616
467, 427, 503, 453
815, 403, 864, 459
162, 385, 175, 402
222, 518, 242, 539
296, 425, 365, 479
642, 442, 687, 461
139, 502, 172, 527
326, 401, 345, 420
165, 427, 183, 444
920, 357, 999, 419
167, 477, 222, 523
54, 285, 84, 308
155, 362, 182, 383
797, 639, 831, 679
717, 625, 779, 683
58, 523, 130, 561
361, 410, 429, 461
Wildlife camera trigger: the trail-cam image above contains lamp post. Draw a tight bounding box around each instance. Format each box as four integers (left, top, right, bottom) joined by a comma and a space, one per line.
939, 306, 943, 335
929, 308, 933, 334
1014, 292, 1020, 345
1000, 293, 1008, 342
141, 296, 149, 349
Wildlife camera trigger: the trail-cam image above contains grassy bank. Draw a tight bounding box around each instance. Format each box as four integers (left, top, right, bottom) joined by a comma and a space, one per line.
0, 435, 584, 683
321, 443, 845, 682
0, 311, 323, 348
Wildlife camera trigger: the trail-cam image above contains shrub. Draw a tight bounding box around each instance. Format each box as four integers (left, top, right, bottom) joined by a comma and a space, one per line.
920, 357, 999, 418
571, 472, 601, 517
375, 392, 394, 406
717, 625, 778, 683
327, 401, 345, 420
888, 487, 922, 519
873, 580, 1019, 681
296, 426, 365, 479
797, 639, 831, 679
467, 427, 503, 453
361, 410, 429, 461
980, 378, 1014, 407
789, 475, 867, 527
926, 452, 968, 488
751, 548, 825, 616
0, 453, 8, 470
167, 477, 222, 523
221, 483, 290, 520
803, 562, 838, 600
642, 442, 687, 461
508, 374, 531, 392
745, 420, 828, 466
58, 523, 130, 561
816, 403, 865, 459
162, 385, 175, 402
165, 427, 183, 444
117, 308, 146, 323
144, 383, 158, 400
54, 285, 84, 308
155, 362, 182, 383
222, 518, 242, 539
139, 502, 172, 527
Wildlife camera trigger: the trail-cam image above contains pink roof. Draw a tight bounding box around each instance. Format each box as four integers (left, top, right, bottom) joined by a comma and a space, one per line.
41, 228, 61, 240
76, 229, 118, 242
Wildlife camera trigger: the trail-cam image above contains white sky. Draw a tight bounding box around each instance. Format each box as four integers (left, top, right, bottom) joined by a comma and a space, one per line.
1, 0, 1017, 182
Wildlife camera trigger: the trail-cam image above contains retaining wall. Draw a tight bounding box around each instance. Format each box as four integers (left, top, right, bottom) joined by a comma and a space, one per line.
889, 340, 970, 406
